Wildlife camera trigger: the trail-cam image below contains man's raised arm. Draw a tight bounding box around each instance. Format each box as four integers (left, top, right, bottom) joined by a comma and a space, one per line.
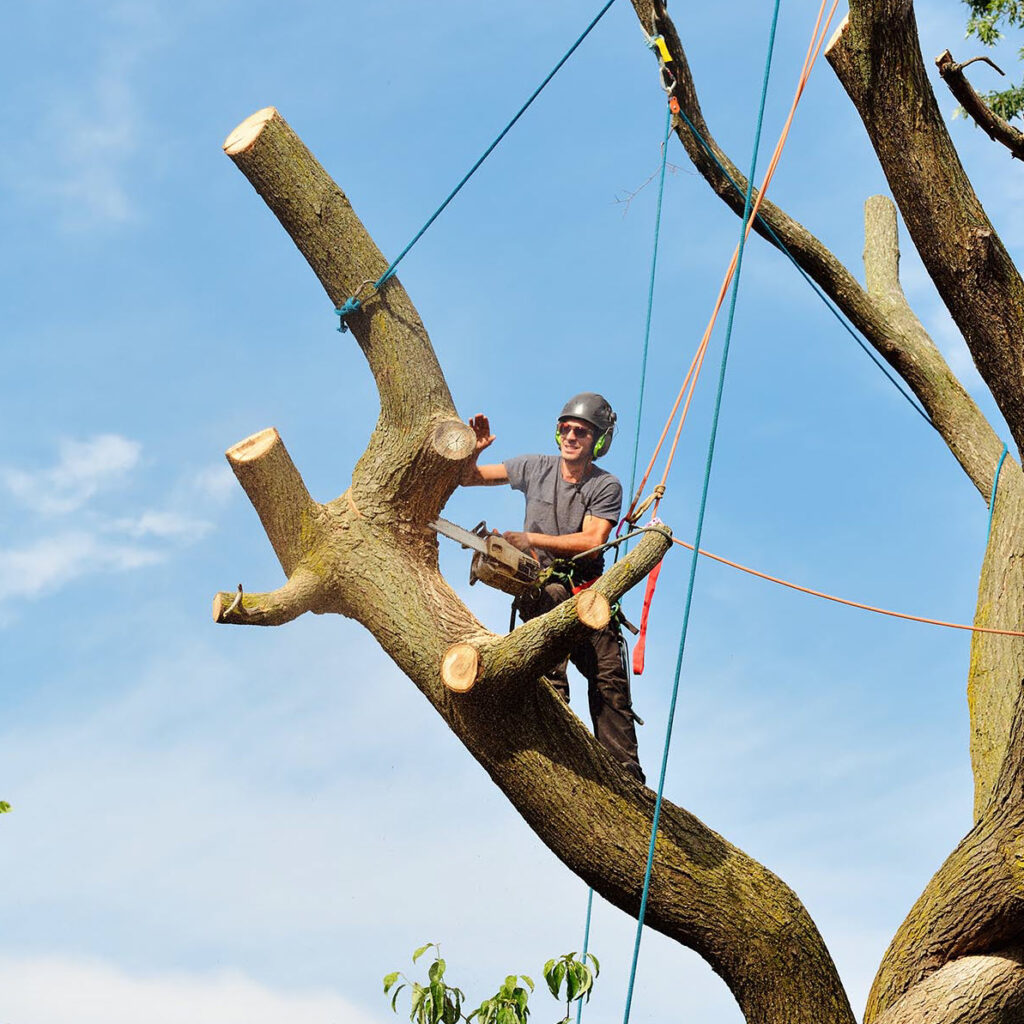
461, 414, 509, 486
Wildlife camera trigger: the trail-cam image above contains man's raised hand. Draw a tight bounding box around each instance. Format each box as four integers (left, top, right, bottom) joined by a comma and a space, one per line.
469, 414, 495, 455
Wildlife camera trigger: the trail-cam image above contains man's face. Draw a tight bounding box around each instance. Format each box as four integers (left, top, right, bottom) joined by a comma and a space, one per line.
557, 419, 596, 463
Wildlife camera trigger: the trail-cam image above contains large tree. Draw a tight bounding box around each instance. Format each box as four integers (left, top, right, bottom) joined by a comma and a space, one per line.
210, 1, 1024, 1021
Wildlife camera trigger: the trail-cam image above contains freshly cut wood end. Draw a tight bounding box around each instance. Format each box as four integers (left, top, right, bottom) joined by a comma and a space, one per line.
576, 590, 611, 630
441, 643, 480, 693
824, 14, 849, 56
226, 427, 280, 464
224, 107, 278, 155
432, 419, 477, 461
212, 592, 226, 622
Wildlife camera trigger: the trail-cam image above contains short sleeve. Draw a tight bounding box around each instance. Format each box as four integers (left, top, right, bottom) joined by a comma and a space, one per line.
587, 474, 622, 524
503, 454, 532, 494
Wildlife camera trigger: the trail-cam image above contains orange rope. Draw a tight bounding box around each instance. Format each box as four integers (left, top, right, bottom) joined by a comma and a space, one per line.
672, 536, 1024, 638
655, 0, 840, 494
623, 0, 839, 525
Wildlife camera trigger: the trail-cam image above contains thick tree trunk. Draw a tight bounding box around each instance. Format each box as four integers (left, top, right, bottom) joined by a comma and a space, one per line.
217, 107, 856, 1024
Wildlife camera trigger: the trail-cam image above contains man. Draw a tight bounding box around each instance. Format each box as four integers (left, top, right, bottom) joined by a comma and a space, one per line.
461, 392, 645, 783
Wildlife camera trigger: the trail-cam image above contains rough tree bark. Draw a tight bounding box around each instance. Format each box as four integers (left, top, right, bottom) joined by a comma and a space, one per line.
212, 0, 1024, 1019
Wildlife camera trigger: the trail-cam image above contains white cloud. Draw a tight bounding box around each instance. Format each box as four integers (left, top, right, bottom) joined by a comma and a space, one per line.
0, 531, 162, 602
0, 957, 384, 1024
0, 437, 222, 613
2, 435, 141, 515
0, 3, 166, 229
110, 509, 212, 539
191, 463, 239, 506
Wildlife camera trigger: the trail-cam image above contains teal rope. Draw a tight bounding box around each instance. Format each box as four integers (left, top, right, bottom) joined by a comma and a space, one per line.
671, 106, 931, 426
621, 2, 782, 1020
574, 887, 595, 1024
336, 0, 619, 331
626, 104, 674, 537
986, 444, 1009, 542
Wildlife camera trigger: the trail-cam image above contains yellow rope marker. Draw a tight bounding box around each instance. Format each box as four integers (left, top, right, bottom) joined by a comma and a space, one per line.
653, 34, 673, 63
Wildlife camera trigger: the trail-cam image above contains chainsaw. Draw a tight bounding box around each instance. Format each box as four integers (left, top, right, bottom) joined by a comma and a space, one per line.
429, 518, 541, 597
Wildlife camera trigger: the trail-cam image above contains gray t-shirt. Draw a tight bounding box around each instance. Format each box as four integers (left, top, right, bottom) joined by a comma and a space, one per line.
504, 454, 622, 578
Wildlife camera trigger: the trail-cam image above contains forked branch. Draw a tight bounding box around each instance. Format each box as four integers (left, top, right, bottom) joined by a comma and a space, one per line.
219, 104, 857, 1024
828, 5, 1024, 458
937, 50, 1024, 162
627, 0, 1003, 502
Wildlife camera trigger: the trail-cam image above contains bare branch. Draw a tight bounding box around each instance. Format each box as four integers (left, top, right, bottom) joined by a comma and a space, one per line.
213, 568, 319, 626
226, 428, 319, 576
937, 50, 1024, 162
827, 8, 1024, 457
441, 590, 609, 693
223, 109, 467, 516
626, 3, 1006, 503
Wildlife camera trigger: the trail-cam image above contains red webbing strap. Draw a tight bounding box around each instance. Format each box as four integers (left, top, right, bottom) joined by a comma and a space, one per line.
632, 558, 664, 675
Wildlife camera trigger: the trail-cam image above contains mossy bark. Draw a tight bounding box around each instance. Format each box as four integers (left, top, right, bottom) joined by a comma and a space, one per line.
217, 108, 856, 1024
216, 0, 1024, 1014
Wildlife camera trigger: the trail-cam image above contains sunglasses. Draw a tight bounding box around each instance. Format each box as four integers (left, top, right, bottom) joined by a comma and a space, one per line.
558, 423, 593, 439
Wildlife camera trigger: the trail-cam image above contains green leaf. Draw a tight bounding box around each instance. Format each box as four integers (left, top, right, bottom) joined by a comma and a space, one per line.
413, 943, 435, 963
430, 980, 445, 1021
410, 983, 426, 1023
521, 975, 534, 992
384, 971, 401, 994
428, 958, 446, 984
0, 801, 10, 813
514, 988, 529, 1015
390, 984, 406, 1013
585, 953, 600, 977
545, 960, 565, 999
565, 966, 580, 1002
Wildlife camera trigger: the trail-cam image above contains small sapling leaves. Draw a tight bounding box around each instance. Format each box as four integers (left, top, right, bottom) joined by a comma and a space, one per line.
386, 945, 596, 1024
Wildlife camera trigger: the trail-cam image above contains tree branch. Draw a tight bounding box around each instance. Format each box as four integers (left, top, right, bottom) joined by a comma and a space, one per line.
441, 530, 672, 692
627, 1, 1006, 504
827, 7, 1024, 459
212, 569, 319, 626
937, 50, 1024, 162
226, 428, 319, 576
220, 106, 857, 1024
866, 683, 1024, 1021
873, 946, 1024, 1024
223, 108, 472, 518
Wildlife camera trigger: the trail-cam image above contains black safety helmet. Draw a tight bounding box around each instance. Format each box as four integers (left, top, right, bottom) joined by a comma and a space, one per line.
555, 392, 616, 458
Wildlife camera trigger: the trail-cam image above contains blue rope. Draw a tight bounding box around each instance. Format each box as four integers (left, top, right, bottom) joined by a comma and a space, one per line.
986, 444, 1009, 542
626, 104, 674, 531
336, 0, 619, 331
671, 107, 932, 427
574, 887, 596, 1024
621, 1, 782, 1019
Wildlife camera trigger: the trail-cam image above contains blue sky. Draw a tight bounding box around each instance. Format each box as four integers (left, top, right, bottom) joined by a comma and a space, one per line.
3, 1, 1024, 1022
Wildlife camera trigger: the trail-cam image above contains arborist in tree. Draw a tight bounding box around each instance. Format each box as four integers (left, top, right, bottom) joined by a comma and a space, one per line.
461, 393, 645, 783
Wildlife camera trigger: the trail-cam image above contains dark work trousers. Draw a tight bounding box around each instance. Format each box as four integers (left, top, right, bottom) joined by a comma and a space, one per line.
518, 581, 645, 784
